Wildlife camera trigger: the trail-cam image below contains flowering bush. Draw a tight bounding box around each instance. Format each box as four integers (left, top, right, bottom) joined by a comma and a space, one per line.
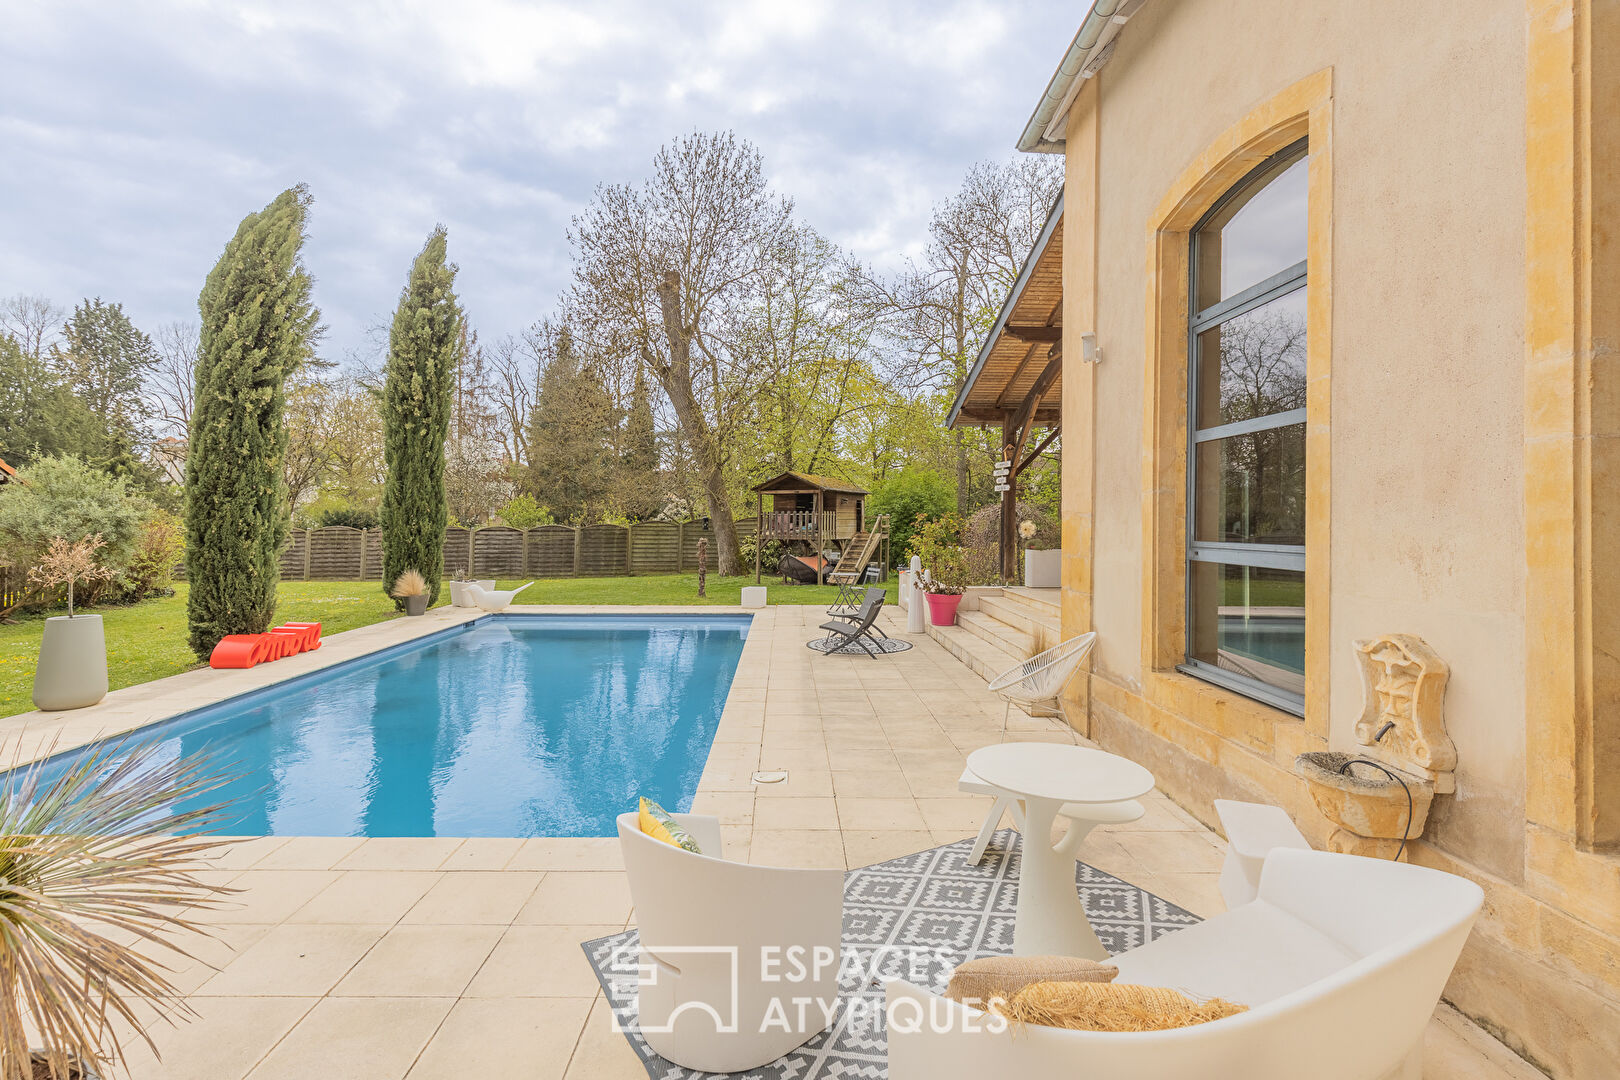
909, 513, 968, 595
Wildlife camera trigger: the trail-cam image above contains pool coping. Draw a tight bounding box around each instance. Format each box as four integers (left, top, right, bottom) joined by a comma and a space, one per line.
0, 603, 767, 777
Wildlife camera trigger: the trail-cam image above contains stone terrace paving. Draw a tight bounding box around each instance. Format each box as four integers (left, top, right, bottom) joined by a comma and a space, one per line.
2, 605, 1539, 1079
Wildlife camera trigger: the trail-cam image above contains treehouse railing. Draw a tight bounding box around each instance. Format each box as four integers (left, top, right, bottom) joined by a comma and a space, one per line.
758, 510, 840, 539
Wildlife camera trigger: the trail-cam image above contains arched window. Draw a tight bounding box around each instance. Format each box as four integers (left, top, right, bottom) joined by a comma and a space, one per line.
1182, 139, 1308, 713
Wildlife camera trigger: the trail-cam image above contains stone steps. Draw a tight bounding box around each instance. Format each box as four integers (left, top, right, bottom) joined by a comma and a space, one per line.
925, 618, 1024, 683
977, 593, 1060, 652
955, 608, 1037, 657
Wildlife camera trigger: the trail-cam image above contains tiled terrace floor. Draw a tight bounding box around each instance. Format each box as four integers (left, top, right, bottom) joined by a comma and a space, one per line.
7, 604, 1538, 1079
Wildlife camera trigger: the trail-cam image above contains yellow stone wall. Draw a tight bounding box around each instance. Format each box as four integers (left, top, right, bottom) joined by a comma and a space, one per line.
1054, 1, 1620, 1075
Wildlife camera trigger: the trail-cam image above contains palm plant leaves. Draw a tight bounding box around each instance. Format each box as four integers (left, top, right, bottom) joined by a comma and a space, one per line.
0, 737, 240, 1080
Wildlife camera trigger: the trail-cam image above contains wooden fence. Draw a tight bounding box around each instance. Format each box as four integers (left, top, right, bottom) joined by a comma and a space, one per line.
216, 521, 759, 582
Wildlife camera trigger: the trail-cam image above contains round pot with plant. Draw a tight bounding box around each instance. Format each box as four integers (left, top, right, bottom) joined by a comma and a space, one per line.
3, 737, 239, 1080
910, 514, 969, 627
31, 535, 116, 712
392, 568, 430, 615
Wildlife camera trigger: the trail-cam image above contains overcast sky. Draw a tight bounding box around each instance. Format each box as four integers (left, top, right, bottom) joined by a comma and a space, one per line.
2, 1, 1077, 362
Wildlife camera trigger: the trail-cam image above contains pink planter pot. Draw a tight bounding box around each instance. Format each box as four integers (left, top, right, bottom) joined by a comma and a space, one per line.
925, 592, 963, 627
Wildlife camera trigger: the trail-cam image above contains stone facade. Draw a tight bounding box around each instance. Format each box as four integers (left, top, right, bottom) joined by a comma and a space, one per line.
1044, 2, 1620, 1076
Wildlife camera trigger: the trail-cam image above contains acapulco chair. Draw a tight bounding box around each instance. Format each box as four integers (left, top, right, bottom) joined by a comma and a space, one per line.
986, 632, 1097, 740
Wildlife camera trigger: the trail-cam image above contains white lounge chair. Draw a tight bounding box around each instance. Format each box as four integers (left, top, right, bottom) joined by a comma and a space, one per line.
1213, 798, 1311, 908
885, 848, 1483, 1080
616, 812, 844, 1073
466, 581, 533, 612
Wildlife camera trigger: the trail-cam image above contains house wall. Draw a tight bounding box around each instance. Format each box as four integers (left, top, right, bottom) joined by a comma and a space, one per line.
1056, 1, 1620, 1075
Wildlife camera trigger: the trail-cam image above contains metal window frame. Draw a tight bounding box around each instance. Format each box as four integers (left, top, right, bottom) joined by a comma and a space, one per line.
1183, 139, 1310, 716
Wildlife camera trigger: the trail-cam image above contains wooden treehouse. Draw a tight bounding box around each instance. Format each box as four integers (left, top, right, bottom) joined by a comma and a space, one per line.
750, 471, 889, 585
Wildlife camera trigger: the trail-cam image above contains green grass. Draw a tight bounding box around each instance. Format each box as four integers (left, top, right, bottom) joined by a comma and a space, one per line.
0, 574, 894, 719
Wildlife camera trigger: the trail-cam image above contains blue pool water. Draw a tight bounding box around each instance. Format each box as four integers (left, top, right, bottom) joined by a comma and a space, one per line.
42, 614, 750, 838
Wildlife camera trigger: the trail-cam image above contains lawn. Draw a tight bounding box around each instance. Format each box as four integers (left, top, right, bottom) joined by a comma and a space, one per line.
0, 574, 894, 719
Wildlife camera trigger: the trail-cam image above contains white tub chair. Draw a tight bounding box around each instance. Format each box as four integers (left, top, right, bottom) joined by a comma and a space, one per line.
616, 812, 844, 1073
885, 848, 1482, 1080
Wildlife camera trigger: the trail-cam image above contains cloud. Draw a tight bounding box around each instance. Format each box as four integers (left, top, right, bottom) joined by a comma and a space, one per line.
0, 0, 1076, 359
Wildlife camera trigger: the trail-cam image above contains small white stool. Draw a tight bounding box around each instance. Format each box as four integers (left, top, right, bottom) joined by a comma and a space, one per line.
740, 586, 767, 609
1213, 799, 1311, 908
959, 765, 1145, 864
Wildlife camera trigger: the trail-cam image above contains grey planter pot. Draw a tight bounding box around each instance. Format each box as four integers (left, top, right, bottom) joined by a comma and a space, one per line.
403, 594, 429, 616
33, 613, 108, 711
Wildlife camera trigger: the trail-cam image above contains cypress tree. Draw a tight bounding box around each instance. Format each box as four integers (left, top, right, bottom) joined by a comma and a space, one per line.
381, 227, 460, 606
621, 368, 659, 519
185, 186, 320, 658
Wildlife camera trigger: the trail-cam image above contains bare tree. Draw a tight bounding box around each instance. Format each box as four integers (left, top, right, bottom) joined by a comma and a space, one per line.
487, 331, 539, 470
150, 321, 200, 437
569, 131, 792, 575
0, 294, 65, 361
859, 158, 1061, 509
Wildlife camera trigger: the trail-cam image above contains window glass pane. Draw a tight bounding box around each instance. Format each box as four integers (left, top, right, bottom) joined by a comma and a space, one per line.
1194, 287, 1307, 430
1188, 562, 1304, 697
1193, 422, 1305, 545
1194, 150, 1307, 312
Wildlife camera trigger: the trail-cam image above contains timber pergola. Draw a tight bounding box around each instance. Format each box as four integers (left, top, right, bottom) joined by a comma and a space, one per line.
946, 193, 1064, 580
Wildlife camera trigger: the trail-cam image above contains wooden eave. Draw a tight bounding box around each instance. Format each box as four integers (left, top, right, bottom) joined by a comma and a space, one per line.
946, 194, 1064, 429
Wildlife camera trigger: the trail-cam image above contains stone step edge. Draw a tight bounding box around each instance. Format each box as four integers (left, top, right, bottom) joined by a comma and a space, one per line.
955, 609, 1036, 656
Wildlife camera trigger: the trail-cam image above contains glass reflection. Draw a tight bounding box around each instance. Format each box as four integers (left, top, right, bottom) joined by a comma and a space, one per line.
1195, 288, 1306, 430
1188, 562, 1305, 697
1194, 424, 1305, 545
1195, 149, 1308, 311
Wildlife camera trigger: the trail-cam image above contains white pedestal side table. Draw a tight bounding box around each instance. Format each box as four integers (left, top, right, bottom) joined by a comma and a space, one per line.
966, 743, 1155, 959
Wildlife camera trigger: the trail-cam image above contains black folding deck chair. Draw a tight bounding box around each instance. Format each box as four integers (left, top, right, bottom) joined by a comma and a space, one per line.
815, 587, 889, 657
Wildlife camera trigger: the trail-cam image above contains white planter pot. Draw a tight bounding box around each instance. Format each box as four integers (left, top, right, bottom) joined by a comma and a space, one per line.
1023, 548, 1061, 589
450, 580, 495, 608
34, 614, 108, 711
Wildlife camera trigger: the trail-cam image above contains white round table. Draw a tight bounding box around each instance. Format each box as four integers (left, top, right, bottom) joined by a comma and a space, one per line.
966, 743, 1155, 959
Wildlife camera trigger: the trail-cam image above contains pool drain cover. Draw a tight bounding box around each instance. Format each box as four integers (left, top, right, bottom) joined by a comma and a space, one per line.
752, 770, 788, 784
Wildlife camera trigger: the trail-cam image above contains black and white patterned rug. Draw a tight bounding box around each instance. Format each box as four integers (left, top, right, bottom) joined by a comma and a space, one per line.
581, 829, 1201, 1080
806, 635, 913, 655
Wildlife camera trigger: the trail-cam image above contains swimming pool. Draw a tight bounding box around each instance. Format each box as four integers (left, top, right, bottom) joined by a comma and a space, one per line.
38, 614, 750, 838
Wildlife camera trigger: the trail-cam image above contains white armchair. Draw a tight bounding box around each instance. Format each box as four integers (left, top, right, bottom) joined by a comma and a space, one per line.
885, 848, 1482, 1080
616, 812, 844, 1073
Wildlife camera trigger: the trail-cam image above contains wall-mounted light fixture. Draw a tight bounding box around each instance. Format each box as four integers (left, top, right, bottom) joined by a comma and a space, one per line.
1080, 331, 1102, 364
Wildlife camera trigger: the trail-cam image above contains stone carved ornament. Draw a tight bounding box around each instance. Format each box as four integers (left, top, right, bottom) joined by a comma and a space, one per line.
1353, 634, 1455, 774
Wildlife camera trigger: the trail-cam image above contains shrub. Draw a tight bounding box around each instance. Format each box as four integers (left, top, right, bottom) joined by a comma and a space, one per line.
317, 505, 380, 530
909, 513, 968, 595
497, 493, 553, 530
115, 507, 185, 602
0, 453, 146, 574
736, 529, 785, 574
869, 469, 954, 568
963, 500, 1057, 583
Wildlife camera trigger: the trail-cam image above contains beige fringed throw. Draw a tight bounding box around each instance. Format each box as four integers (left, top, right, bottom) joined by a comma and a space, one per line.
990, 980, 1248, 1032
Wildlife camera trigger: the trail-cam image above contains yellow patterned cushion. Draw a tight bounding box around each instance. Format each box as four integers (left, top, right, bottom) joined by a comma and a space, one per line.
638, 797, 702, 854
